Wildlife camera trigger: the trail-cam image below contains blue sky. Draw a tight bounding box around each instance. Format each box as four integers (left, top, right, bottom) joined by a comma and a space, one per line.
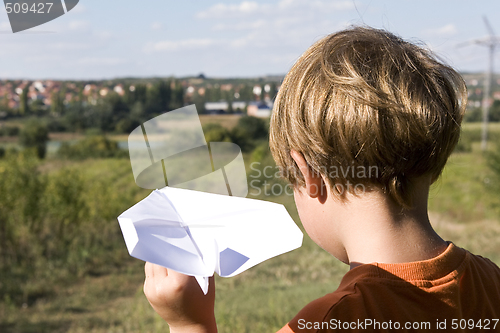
0, 0, 499, 79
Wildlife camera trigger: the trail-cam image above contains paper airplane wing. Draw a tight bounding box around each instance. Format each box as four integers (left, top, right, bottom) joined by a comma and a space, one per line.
118, 187, 303, 294
157, 187, 304, 277
117, 190, 213, 277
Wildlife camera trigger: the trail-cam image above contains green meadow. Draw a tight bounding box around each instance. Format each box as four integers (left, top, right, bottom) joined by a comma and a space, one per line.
0, 121, 499, 332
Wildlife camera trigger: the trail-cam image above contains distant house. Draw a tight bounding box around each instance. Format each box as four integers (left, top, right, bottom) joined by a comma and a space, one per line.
232, 101, 246, 112
33, 81, 46, 93
204, 101, 247, 114
247, 101, 272, 118
100, 88, 109, 96
114, 84, 125, 96
205, 101, 229, 114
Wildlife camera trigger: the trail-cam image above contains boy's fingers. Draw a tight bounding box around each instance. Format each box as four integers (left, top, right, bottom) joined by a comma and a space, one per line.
144, 262, 153, 298
145, 263, 214, 296
152, 262, 168, 278
166, 269, 195, 289
145, 262, 154, 278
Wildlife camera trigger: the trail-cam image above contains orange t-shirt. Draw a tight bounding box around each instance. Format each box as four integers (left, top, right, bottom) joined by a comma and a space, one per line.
278, 243, 500, 332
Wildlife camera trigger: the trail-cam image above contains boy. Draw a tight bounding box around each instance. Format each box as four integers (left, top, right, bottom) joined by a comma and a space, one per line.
143, 27, 500, 332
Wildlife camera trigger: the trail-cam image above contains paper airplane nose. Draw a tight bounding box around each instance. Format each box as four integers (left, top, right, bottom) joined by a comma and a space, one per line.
5, 0, 80, 33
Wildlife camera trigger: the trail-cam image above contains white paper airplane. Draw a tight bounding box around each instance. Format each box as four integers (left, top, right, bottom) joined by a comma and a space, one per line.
118, 186, 303, 294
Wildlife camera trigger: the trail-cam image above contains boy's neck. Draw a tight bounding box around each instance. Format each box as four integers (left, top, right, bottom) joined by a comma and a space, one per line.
331, 178, 448, 268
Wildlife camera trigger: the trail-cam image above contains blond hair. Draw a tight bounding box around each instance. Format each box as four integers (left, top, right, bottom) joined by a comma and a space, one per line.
269, 27, 467, 208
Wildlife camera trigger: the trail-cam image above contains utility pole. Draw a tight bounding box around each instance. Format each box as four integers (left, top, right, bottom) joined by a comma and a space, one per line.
458, 16, 500, 150
482, 39, 494, 150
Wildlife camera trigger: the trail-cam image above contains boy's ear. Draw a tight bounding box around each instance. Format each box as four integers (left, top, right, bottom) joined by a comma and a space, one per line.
290, 150, 326, 199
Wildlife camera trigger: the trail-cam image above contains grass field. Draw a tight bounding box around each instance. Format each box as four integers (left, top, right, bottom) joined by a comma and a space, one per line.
1, 121, 500, 332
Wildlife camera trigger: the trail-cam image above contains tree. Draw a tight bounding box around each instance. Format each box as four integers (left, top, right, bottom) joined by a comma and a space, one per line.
50, 91, 64, 116
489, 100, 500, 122
170, 81, 184, 110
130, 84, 148, 106
130, 101, 145, 121
269, 82, 278, 101
19, 87, 29, 116
19, 120, 49, 158
224, 89, 234, 113
63, 102, 87, 132
146, 81, 171, 115
30, 99, 46, 115
158, 81, 172, 112
0, 93, 12, 116
238, 84, 253, 101
464, 107, 482, 122
193, 91, 206, 114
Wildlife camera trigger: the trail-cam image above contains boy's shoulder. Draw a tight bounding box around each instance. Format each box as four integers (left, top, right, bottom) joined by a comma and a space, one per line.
284, 243, 500, 332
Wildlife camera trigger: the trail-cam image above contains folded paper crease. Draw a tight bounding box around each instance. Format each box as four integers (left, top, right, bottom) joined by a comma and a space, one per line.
118, 187, 303, 294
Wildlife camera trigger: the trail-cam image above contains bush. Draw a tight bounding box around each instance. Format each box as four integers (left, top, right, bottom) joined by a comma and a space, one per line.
235, 116, 268, 140
0, 152, 47, 303
490, 100, 500, 122
0, 152, 140, 305
46, 118, 68, 132
454, 134, 473, 153
85, 127, 103, 136
487, 143, 500, 189
247, 141, 288, 197
464, 107, 482, 122
202, 117, 269, 153
114, 118, 141, 134
229, 126, 254, 152
454, 127, 500, 153
203, 123, 232, 143
0, 125, 20, 137
227, 116, 269, 153
18, 120, 49, 159
464, 102, 500, 123
57, 135, 127, 160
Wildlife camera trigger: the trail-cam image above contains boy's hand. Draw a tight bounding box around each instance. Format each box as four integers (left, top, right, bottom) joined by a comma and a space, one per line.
144, 262, 217, 333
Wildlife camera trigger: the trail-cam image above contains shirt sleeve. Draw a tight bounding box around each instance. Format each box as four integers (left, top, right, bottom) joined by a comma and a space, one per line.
276, 323, 295, 333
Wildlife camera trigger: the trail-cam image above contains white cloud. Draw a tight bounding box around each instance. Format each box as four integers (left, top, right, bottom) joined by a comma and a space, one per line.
143, 0, 353, 61
424, 24, 458, 37
213, 19, 266, 31
77, 57, 127, 66
0, 21, 11, 31
278, 0, 354, 11
196, 1, 269, 19
48, 42, 93, 50
94, 30, 113, 41
68, 20, 90, 31
142, 0, 355, 74
197, 0, 353, 20
23, 54, 64, 64
145, 38, 217, 52
312, 0, 354, 11
151, 22, 163, 31
195, 0, 354, 45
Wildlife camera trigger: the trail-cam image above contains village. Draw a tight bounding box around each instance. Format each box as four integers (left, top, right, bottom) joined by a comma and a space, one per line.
0, 75, 284, 119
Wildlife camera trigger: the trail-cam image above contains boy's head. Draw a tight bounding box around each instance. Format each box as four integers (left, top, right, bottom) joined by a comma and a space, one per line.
270, 26, 467, 208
